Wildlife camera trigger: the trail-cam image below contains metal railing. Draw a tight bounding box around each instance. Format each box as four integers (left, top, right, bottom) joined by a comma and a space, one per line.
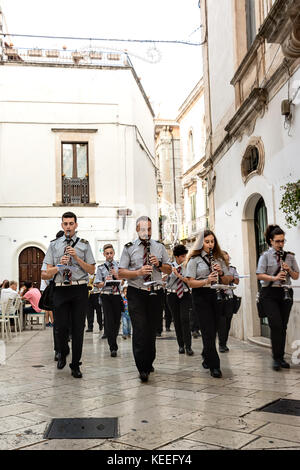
62, 177, 89, 204
1, 47, 131, 67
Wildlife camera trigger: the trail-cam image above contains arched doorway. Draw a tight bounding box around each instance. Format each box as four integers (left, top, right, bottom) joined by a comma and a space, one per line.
254, 197, 269, 338
19, 247, 45, 290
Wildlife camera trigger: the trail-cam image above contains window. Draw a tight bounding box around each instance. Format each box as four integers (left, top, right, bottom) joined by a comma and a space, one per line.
245, 0, 256, 49
244, 146, 259, 173
61, 142, 89, 204
241, 138, 265, 183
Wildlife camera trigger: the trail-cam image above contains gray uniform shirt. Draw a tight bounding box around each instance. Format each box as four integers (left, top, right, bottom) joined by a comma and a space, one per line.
224, 265, 239, 298
166, 262, 190, 292
256, 248, 299, 287
95, 260, 120, 293
186, 250, 229, 281
43, 233, 95, 283
119, 238, 171, 289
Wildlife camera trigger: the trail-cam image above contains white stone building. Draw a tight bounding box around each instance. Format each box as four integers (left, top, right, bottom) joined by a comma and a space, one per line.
0, 37, 157, 286
200, 0, 300, 351
177, 80, 207, 245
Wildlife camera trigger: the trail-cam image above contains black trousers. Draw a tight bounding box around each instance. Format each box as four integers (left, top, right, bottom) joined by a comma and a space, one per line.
87, 293, 103, 330
167, 292, 192, 349
261, 287, 293, 361
127, 286, 163, 373
189, 303, 200, 332
192, 288, 223, 369
101, 294, 122, 352
163, 291, 173, 329
53, 284, 88, 368
217, 298, 234, 347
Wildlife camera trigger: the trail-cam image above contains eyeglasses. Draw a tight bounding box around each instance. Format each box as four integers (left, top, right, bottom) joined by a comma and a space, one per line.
273, 239, 286, 243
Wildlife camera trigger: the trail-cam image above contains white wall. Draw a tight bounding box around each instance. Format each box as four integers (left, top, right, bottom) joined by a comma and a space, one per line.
213, 67, 300, 345
0, 63, 157, 281
207, 0, 235, 134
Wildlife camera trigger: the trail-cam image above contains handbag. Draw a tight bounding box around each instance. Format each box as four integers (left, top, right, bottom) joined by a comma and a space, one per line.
232, 294, 241, 314
39, 275, 57, 311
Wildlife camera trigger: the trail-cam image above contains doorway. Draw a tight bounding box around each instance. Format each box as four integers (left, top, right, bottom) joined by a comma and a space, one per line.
254, 197, 269, 338
19, 247, 45, 290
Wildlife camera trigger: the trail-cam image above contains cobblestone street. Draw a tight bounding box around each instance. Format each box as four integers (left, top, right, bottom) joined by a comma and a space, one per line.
1, 327, 300, 450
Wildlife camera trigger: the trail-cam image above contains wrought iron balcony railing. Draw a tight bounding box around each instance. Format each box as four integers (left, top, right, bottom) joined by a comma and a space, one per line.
62, 177, 89, 204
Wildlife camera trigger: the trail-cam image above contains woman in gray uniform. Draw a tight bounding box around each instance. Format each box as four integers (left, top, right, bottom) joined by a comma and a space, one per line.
186, 230, 232, 378
256, 225, 299, 371
166, 244, 193, 356
217, 251, 240, 353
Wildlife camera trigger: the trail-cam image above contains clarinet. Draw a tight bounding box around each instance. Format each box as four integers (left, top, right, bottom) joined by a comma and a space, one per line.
278, 249, 292, 302
146, 240, 157, 296
208, 248, 223, 302
63, 230, 72, 285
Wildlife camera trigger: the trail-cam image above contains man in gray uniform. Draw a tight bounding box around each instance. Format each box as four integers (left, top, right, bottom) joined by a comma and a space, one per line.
43, 212, 95, 378
118, 216, 172, 382
95, 244, 122, 357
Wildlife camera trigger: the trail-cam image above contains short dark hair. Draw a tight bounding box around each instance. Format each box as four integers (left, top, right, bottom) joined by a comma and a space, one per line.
24, 281, 32, 289
265, 224, 285, 247
136, 216, 152, 228
62, 211, 77, 222
103, 244, 114, 252
173, 244, 188, 257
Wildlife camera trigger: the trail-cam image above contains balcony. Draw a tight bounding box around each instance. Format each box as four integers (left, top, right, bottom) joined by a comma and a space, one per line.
62, 177, 89, 204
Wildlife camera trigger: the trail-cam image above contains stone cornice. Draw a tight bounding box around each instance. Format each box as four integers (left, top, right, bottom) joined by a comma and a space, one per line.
259, 0, 300, 59
225, 88, 268, 136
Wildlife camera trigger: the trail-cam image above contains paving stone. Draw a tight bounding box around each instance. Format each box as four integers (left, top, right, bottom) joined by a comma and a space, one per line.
1, 329, 300, 450
253, 422, 300, 442
187, 426, 258, 449
241, 437, 300, 450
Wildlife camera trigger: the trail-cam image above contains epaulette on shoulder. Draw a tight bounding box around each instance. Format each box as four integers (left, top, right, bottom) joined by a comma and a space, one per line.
125, 242, 133, 248
156, 240, 165, 245
50, 238, 57, 242
287, 251, 295, 256
80, 238, 89, 244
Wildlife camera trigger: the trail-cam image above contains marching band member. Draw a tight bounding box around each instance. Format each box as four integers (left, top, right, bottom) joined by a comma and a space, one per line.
166, 244, 194, 356
95, 244, 122, 357
256, 225, 299, 371
185, 230, 232, 378
217, 251, 239, 353
86, 274, 103, 333
118, 216, 172, 383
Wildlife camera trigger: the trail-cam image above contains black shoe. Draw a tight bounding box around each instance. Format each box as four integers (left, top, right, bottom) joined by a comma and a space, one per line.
219, 345, 229, 353
202, 360, 209, 369
71, 367, 82, 378
149, 366, 154, 373
166, 328, 171, 332
272, 360, 281, 371
139, 372, 149, 382
57, 353, 66, 370
210, 368, 222, 378
279, 359, 290, 369
156, 333, 162, 337
111, 350, 117, 357
86, 328, 93, 332
101, 334, 107, 339
186, 348, 194, 356
178, 347, 185, 354
54, 352, 59, 362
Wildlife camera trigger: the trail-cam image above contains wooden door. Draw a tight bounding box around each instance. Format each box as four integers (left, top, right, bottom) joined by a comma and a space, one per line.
19, 247, 45, 289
